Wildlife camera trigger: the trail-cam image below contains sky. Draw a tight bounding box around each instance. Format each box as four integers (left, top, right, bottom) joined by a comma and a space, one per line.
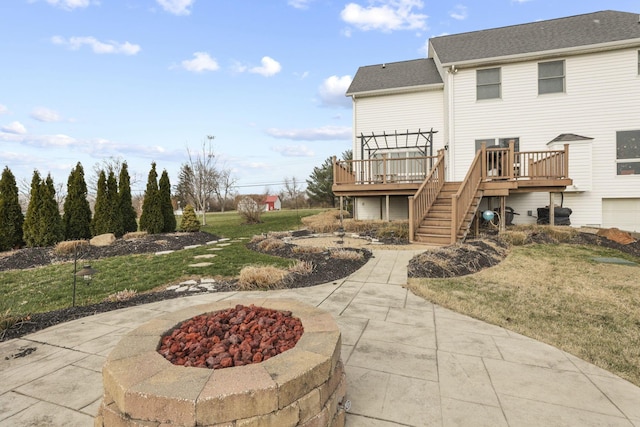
1, 0, 639, 196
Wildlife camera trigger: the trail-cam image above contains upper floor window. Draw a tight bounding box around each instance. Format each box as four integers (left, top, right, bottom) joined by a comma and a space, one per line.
617, 130, 640, 175
538, 60, 565, 94
477, 68, 501, 100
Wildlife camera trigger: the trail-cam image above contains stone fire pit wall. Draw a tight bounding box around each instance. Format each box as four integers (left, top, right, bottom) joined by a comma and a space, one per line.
95, 298, 346, 427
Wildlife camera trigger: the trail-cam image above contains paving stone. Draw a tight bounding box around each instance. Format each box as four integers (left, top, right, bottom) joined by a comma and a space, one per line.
155, 250, 174, 255
194, 254, 217, 259
179, 279, 198, 286
216, 243, 232, 247
188, 262, 213, 267
184, 244, 202, 249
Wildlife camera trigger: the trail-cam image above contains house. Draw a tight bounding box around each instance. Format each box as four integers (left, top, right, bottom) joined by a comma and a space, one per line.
334, 10, 640, 244
264, 195, 281, 211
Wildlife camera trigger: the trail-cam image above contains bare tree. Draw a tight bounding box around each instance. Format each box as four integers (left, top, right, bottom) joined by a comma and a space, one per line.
281, 176, 306, 210
213, 167, 237, 213
90, 156, 140, 196
183, 137, 219, 225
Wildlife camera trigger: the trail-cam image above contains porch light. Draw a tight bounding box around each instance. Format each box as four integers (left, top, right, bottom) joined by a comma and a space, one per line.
76, 265, 98, 282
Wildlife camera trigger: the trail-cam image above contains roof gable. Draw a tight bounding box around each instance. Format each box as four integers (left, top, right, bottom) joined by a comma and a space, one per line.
431, 10, 640, 65
346, 58, 443, 96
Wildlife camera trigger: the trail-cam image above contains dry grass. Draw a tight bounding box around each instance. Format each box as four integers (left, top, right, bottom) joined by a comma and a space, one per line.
53, 240, 89, 255
301, 209, 342, 233
267, 231, 291, 239
301, 210, 409, 239
257, 238, 286, 252
292, 245, 324, 254
104, 289, 138, 302
249, 234, 267, 243
237, 265, 290, 290
330, 249, 364, 261
123, 231, 148, 239
407, 243, 640, 386
288, 260, 314, 275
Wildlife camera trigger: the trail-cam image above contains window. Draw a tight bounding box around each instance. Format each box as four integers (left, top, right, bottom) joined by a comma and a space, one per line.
477, 68, 501, 100
617, 130, 640, 175
538, 60, 565, 94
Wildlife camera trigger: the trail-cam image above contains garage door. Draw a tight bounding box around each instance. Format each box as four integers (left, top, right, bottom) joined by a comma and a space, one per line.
602, 198, 640, 232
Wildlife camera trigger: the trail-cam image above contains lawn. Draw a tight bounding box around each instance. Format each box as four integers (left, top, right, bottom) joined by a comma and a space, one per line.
406, 242, 640, 387
0, 209, 323, 318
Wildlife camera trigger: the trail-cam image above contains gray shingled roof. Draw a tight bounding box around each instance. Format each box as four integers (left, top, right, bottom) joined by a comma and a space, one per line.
346, 58, 442, 95
431, 10, 640, 65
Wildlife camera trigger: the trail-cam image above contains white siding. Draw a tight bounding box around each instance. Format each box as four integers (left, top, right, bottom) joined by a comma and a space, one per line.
352, 89, 445, 159
354, 197, 381, 220
450, 48, 640, 229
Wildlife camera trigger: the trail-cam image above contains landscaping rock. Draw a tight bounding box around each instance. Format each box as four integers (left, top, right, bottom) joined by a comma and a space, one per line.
90, 233, 116, 247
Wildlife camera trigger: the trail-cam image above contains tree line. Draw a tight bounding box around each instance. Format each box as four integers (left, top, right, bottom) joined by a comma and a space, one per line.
0, 161, 192, 251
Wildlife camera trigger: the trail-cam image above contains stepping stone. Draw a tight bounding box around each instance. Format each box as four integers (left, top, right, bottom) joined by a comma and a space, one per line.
199, 284, 217, 292
218, 238, 231, 242
184, 244, 202, 250
175, 286, 189, 293
166, 285, 180, 291
155, 250, 175, 255
206, 240, 218, 245
187, 286, 201, 292
179, 279, 198, 286
208, 247, 224, 251
194, 254, 217, 259
188, 262, 213, 268
217, 243, 231, 247
200, 278, 216, 284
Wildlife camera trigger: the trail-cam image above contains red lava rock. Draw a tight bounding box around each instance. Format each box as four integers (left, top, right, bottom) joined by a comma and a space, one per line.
158, 304, 304, 369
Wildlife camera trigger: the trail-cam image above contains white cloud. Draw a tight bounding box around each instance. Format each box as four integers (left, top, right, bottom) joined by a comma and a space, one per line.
318, 75, 352, 108
51, 36, 141, 55
249, 57, 282, 77
156, 0, 194, 15
266, 125, 351, 141
288, 0, 313, 9
180, 52, 220, 73
31, 107, 62, 122
0, 104, 8, 115
340, 0, 428, 32
44, 0, 90, 10
272, 145, 315, 157
449, 5, 467, 20
1, 121, 27, 135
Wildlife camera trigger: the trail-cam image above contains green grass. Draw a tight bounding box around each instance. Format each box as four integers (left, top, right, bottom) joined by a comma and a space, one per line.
407, 243, 640, 386
0, 209, 324, 316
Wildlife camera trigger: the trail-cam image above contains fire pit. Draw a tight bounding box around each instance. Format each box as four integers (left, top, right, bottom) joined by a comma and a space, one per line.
95, 299, 346, 427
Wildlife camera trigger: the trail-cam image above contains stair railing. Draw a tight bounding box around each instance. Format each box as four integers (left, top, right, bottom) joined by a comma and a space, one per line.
451, 149, 483, 244
409, 149, 445, 243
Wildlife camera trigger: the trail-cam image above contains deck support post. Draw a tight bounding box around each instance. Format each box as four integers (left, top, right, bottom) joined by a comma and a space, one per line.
385, 195, 390, 221
499, 196, 506, 232
549, 192, 555, 226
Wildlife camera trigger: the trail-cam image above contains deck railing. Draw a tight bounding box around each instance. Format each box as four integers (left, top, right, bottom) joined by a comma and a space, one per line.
451, 149, 483, 244
479, 142, 569, 180
333, 155, 438, 185
408, 149, 446, 242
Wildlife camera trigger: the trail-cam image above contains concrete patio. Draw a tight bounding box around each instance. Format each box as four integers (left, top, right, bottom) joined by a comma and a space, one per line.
1, 249, 639, 426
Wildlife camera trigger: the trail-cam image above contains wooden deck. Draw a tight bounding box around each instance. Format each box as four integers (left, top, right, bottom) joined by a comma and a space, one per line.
333, 143, 572, 244
332, 143, 572, 197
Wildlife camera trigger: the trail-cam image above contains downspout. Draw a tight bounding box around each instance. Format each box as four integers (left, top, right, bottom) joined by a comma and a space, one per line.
447, 64, 457, 181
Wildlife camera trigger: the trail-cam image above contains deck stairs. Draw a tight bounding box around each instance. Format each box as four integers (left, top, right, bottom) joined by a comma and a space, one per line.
414, 182, 482, 245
